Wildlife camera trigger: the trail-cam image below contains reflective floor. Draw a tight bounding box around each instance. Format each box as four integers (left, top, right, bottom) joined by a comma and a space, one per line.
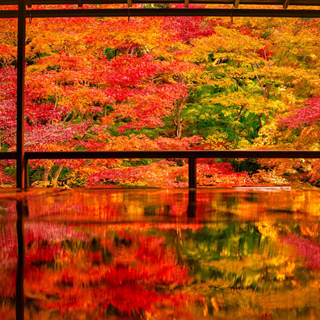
1, 188, 320, 319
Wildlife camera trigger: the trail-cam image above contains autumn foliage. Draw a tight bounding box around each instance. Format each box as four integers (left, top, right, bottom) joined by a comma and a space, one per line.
1, 6, 320, 187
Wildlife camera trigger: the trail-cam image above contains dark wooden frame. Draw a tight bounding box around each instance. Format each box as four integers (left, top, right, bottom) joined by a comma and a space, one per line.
2, 0, 320, 6
0, 1, 320, 189
1, 8, 320, 18
0, 3, 319, 320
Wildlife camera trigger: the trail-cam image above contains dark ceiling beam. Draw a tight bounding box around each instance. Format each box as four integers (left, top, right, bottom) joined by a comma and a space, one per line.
283, 0, 290, 8
1, 8, 320, 18
1, 0, 320, 5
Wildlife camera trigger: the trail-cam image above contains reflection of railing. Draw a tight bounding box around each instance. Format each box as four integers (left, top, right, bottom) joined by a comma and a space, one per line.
2, 150, 320, 188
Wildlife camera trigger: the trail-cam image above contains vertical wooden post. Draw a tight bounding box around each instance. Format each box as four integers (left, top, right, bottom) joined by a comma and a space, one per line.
17, 0, 26, 188
24, 158, 28, 188
16, 200, 26, 320
188, 158, 197, 188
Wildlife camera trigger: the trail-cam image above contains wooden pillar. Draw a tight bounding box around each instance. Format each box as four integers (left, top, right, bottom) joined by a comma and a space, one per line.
188, 158, 197, 188
24, 158, 28, 188
17, 0, 26, 188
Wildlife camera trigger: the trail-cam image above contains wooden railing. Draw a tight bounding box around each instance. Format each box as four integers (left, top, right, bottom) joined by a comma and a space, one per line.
2, 150, 320, 188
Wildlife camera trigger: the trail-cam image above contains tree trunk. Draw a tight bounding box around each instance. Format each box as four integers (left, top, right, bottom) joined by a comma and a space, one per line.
52, 164, 64, 188
173, 75, 186, 138
43, 166, 51, 185
257, 113, 263, 129
174, 99, 184, 138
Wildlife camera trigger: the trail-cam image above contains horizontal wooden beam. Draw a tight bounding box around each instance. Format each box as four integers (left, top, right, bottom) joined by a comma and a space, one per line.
2, 150, 320, 160
24, 150, 320, 159
1, 0, 319, 5
0, 10, 17, 18
1, 8, 320, 19
1, 150, 320, 160
0, 152, 17, 160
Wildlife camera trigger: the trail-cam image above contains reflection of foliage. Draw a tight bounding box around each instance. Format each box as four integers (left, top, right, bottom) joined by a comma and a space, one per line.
1, 224, 196, 319
179, 224, 266, 288
175, 223, 320, 319
283, 234, 320, 271
37, 231, 193, 317
2, 216, 320, 319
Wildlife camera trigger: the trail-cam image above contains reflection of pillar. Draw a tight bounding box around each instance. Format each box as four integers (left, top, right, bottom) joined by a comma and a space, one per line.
188, 158, 196, 188
187, 189, 197, 218
16, 200, 27, 320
